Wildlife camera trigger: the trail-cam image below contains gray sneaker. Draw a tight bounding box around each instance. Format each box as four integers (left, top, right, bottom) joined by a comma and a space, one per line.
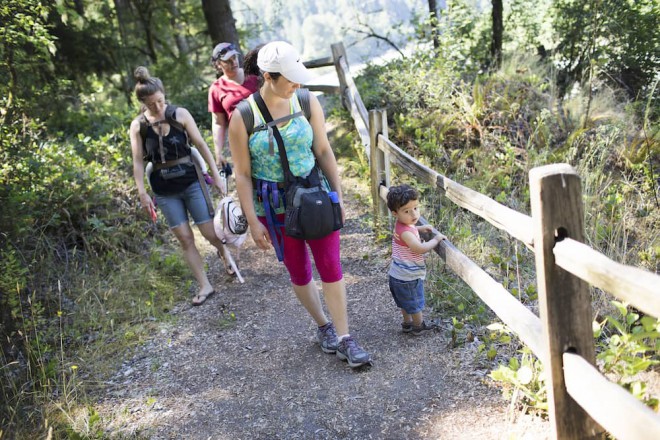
401, 322, 413, 333
316, 322, 338, 353
411, 320, 439, 336
336, 336, 371, 368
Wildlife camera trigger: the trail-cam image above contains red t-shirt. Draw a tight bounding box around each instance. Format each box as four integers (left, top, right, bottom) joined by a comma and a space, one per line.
207, 74, 259, 120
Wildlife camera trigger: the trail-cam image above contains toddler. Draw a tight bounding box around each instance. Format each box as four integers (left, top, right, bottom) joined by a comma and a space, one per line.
387, 184, 446, 335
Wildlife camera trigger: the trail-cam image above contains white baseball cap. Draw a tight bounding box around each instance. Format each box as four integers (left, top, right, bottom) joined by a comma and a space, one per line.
257, 41, 313, 85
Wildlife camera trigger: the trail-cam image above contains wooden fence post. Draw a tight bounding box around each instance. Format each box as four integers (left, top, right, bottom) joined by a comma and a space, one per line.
369, 109, 389, 230
529, 164, 601, 439
331, 42, 349, 108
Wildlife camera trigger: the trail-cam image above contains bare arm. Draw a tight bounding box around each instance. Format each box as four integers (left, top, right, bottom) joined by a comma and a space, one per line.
308, 93, 346, 222
177, 107, 223, 193
401, 229, 445, 254
212, 111, 229, 168
228, 109, 271, 250
129, 118, 154, 216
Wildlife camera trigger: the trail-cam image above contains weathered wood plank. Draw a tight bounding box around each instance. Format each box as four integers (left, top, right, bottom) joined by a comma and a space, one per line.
530, 164, 600, 439
370, 110, 389, 227
441, 177, 534, 248
303, 56, 334, 68
564, 352, 660, 440
344, 90, 370, 151
336, 56, 369, 132
554, 238, 660, 318
431, 237, 545, 359
305, 85, 340, 94
332, 45, 369, 153
378, 136, 438, 186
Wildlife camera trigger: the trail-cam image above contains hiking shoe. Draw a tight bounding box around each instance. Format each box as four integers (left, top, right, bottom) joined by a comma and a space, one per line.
411, 320, 439, 336
336, 336, 371, 368
401, 322, 413, 333
316, 322, 338, 354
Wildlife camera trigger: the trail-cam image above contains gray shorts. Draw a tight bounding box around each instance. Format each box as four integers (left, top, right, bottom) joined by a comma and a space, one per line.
154, 182, 213, 229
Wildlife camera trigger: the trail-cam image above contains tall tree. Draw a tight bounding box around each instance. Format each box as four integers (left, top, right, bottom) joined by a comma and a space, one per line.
201, 0, 240, 51
168, 0, 191, 57
491, 0, 503, 69
552, 0, 660, 99
428, 0, 439, 50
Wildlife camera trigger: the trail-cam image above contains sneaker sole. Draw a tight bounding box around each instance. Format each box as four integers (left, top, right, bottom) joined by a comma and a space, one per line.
321, 345, 337, 354
411, 328, 438, 336
336, 352, 371, 368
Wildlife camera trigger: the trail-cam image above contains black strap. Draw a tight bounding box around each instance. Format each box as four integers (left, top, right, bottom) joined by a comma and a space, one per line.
252, 92, 295, 183
239, 88, 311, 137
140, 105, 190, 161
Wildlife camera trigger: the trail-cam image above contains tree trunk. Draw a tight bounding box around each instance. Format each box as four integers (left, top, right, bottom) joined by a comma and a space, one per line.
133, 1, 158, 64
168, 0, 190, 57
201, 0, 240, 52
491, 0, 503, 69
428, 0, 439, 50
113, 0, 135, 104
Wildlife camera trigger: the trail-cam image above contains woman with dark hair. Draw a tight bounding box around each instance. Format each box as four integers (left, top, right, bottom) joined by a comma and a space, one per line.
228, 42, 371, 368
208, 42, 259, 168
129, 66, 232, 306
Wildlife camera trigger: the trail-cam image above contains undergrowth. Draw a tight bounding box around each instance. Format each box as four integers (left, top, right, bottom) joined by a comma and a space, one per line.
0, 117, 191, 437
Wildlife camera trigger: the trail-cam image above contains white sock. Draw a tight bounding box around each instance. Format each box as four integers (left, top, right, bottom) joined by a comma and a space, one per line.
338, 334, 350, 341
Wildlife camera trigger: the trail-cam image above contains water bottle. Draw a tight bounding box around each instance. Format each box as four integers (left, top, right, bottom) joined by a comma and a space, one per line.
328, 191, 343, 231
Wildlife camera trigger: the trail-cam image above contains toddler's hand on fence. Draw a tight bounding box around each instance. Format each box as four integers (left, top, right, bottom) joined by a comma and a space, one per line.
435, 232, 447, 242
417, 224, 434, 233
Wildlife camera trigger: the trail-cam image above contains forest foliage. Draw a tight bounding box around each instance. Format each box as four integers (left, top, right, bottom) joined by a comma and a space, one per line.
1, 0, 659, 436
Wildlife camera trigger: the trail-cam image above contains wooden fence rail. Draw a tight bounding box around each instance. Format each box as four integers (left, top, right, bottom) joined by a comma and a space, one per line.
305, 42, 660, 440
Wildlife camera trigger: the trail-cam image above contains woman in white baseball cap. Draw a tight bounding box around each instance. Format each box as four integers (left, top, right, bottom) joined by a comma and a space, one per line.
228, 41, 372, 368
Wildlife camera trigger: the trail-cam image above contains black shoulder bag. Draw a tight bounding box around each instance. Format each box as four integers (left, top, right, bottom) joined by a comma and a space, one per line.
252, 92, 343, 240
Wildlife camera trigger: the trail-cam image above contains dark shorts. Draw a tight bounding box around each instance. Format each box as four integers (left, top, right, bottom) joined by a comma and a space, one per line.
389, 276, 425, 315
154, 181, 213, 229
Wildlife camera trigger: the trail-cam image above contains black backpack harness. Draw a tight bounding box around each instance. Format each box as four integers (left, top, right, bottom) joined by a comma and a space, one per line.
138, 105, 214, 216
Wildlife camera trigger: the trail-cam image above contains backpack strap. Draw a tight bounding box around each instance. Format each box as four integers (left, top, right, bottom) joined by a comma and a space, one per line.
236, 100, 254, 136
296, 88, 311, 121
236, 88, 312, 137
138, 105, 190, 157
256, 179, 285, 262
139, 114, 148, 151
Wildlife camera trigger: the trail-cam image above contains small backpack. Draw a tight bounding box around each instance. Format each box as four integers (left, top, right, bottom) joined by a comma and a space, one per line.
138, 104, 190, 159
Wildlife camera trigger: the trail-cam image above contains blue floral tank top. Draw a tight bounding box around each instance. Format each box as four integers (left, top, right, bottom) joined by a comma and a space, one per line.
247, 93, 327, 215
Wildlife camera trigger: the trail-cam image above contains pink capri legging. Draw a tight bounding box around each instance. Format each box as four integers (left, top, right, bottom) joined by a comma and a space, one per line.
258, 214, 343, 286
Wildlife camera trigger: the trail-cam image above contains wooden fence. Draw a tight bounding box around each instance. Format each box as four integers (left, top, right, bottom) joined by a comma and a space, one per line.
303, 42, 660, 439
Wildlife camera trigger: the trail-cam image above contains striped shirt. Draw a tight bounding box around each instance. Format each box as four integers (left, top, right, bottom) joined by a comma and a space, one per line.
388, 221, 426, 281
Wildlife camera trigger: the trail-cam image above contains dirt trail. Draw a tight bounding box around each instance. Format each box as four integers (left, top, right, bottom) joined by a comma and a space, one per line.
97, 174, 550, 439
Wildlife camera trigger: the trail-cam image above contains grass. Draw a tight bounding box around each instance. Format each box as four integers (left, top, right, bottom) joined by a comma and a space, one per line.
0, 224, 191, 437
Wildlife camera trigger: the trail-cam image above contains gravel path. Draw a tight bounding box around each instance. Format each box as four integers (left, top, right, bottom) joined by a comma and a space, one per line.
97, 172, 550, 439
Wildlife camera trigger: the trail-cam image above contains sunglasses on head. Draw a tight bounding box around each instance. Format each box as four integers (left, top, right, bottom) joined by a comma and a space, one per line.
214, 44, 236, 60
